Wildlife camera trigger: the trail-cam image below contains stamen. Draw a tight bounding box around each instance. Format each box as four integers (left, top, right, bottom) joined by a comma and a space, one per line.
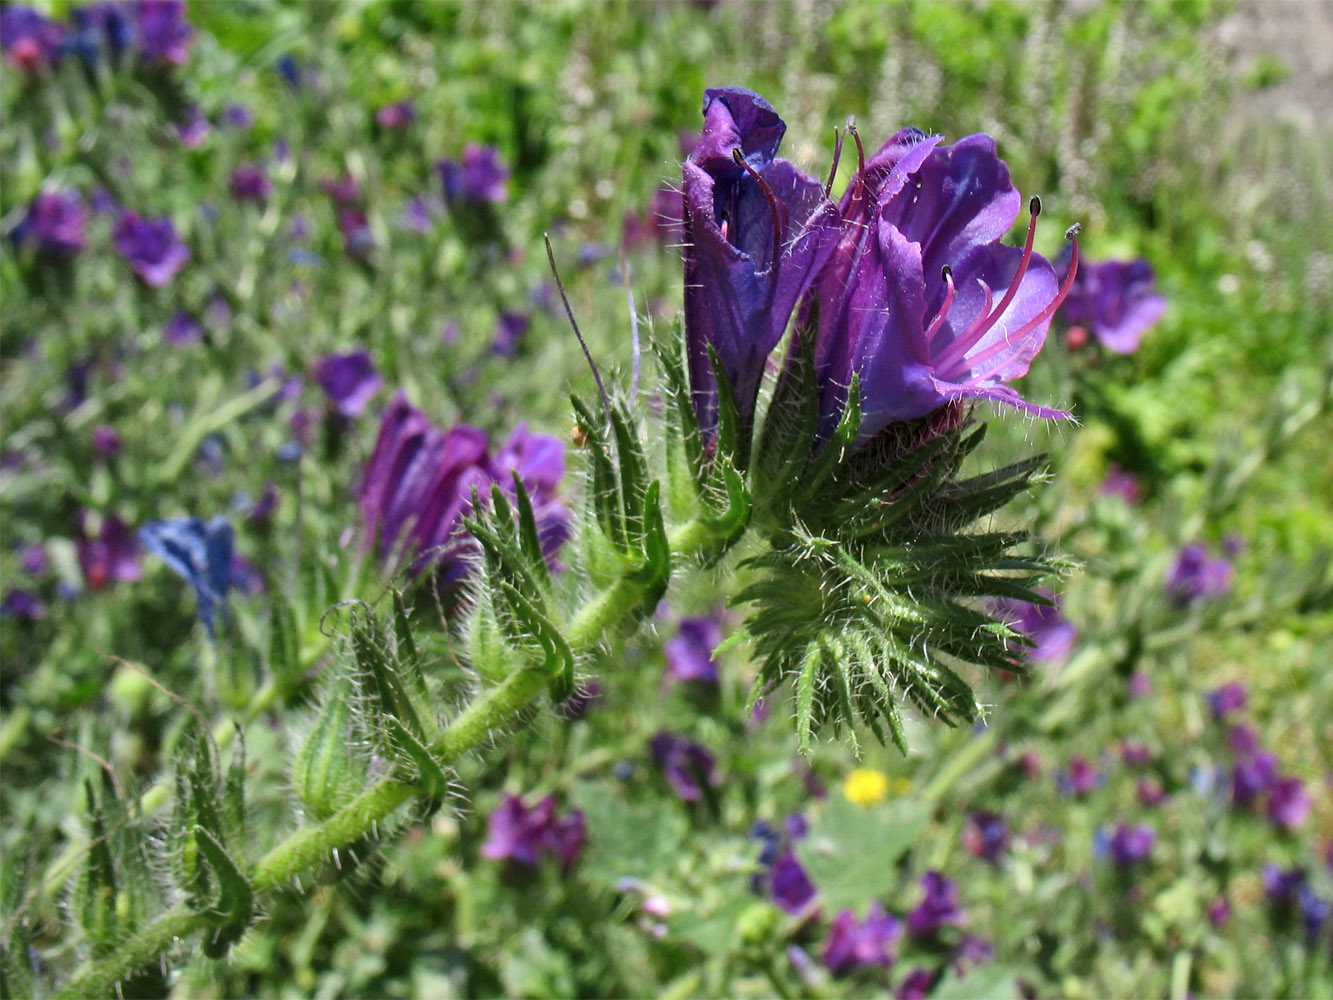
924, 265, 957, 347
732, 146, 787, 268
931, 196, 1042, 375
847, 119, 867, 209
545, 234, 611, 422
823, 126, 845, 201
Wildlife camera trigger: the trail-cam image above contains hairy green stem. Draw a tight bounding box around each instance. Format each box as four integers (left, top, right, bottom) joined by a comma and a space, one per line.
55, 908, 206, 1000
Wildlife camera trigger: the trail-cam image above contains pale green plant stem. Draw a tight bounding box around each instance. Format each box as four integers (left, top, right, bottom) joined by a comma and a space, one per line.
55, 518, 717, 999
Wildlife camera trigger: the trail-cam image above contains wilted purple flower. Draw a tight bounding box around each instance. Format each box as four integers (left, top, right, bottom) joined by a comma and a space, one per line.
1057, 255, 1166, 355
1207, 681, 1247, 719
376, 99, 415, 129
768, 851, 818, 915
665, 615, 722, 685
963, 811, 1009, 865
1, 5, 64, 72
11, 190, 87, 257
907, 871, 964, 938
682, 87, 841, 436
492, 312, 530, 357
113, 212, 190, 287
1099, 463, 1141, 503
229, 163, 272, 203
1, 589, 46, 620
163, 310, 203, 346
92, 424, 121, 458
822, 903, 901, 977
314, 349, 382, 419
76, 511, 142, 590
1165, 542, 1232, 604
991, 590, 1076, 663
1267, 777, 1311, 831
649, 731, 719, 802
896, 967, 936, 999
481, 794, 584, 870
1059, 757, 1100, 797
135, 0, 192, 65
1232, 751, 1278, 805
438, 143, 510, 204
807, 127, 1075, 446
139, 516, 234, 639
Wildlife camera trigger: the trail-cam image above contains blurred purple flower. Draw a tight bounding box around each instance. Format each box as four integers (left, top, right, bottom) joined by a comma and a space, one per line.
822, 903, 901, 978
139, 516, 234, 639
113, 212, 190, 287
1, 5, 64, 72
223, 103, 253, 130
896, 968, 936, 1000
481, 794, 584, 870
19, 544, 49, 576
489, 421, 571, 561
1107, 823, 1155, 866
963, 811, 1009, 866
76, 511, 142, 590
135, 0, 193, 65
992, 590, 1076, 663
63, 3, 134, 67
1099, 463, 1141, 503
1267, 777, 1311, 831
376, 100, 415, 129
92, 424, 121, 458
1208, 896, 1231, 928
321, 174, 360, 206
229, 163, 272, 203
681, 87, 840, 436
623, 184, 684, 250
176, 107, 211, 149
649, 732, 719, 802
247, 481, 280, 528
1165, 542, 1232, 605
274, 53, 300, 89
1127, 671, 1152, 700
402, 196, 435, 234
1227, 723, 1259, 756
806, 126, 1074, 447
1207, 681, 1247, 719
438, 143, 510, 204
337, 208, 374, 257
953, 935, 995, 976
907, 871, 964, 938
769, 851, 818, 915
1059, 757, 1100, 798
491, 312, 530, 357
1057, 254, 1166, 355
164, 310, 203, 347
11, 190, 86, 257
1, 590, 46, 620
665, 615, 722, 685
314, 349, 382, 419
1231, 751, 1278, 805
1120, 740, 1152, 767
1136, 777, 1169, 808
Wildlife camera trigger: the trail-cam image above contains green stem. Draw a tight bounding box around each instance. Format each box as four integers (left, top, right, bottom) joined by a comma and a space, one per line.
54, 908, 206, 1000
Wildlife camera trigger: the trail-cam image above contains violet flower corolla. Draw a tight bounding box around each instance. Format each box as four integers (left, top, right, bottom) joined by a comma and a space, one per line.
229, 163, 272, 203
1165, 541, 1232, 604
664, 614, 722, 685
1, 5, 64, 72
481, 794, 586, 870
821, 903, 902, 977
806, 125, 1078, 446
76, 511, 142, 590
769, 851, 818, 916
681, 87, 841, 438
896, 968, 936, 1000
135, 0, 193, 65
906, 871, 964, 938
314, 349, 382, 420
438, 143, 510, 205
113, 211, 190, 287
649, 731, 719, 802
991, 589, 1076, 663
1106, 822, 1155, 866
1057, 253, 1166, 355
139, 516, 235, 640
11, 190, 87, 257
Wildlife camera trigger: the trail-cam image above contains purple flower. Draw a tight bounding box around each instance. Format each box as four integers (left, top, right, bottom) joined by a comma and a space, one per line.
665, 615, 722, 685
62, 3, 134, 67
481, 794, 585, 870
1, 589, 46, 620
907, 871, 964, 938
1120, 740, 1152, 767
402, 196, 435, 234
953, 935, 995, 976
1165, 542, 1232, 604
1099, 463, 1141, 503
649, 731, 719, 802
1227, 724, 1259, 756
314, 349, 382, 419
1059, 757, 1100, 798
963, 811, 1009, 865
76, 511, 142, 590
822, 903, 902, 977
1057, 255, 1166, 355
11, 190, 86, 257
376, 100, 415, 130
491, 312, 530, 357
321, 174, 360, 206
176, 107, 211, 149
135, 0, 192, 65
1231, 750, 1279, 805
92, 424, 122, 458
139, 516, 235, 639
489, 422, 571, 562
681, 87, 840, 436
1207, 896, 1231, 927
438, 143, 510, 204
113, 212, 190, 287
807, 127, 1075, 446
229, 163, 272, 203
1136, 778, 1169, 807
19, 544, 49, 576
896, 967, 936, 1000
164, 310, 203, 347
991, 589, 1076, 663
623, 184, 684, 250
1, 5, 64, 72
1267, 777, 1311, 831
769, 851, 818, 915
1207, 681, 1247, 719
1106, 823, 1155, 867
337, 208, 374, 257
1127, 671, 1152, 700
247, 481, 280, 528
223, 103, 253, 130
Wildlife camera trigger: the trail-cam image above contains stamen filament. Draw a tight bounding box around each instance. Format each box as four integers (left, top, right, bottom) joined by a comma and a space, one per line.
824, 126, 845, 201
732, 146, 787, 269
924, 265, 957, 347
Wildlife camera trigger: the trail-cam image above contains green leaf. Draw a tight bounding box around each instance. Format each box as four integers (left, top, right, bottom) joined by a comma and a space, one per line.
267, 592, 300, 690
78, 779, 118, 952
291, 672, 359, 821
382, 715, 449, 806
351, 607, 430, 744
609, 402, 648, 538
193, 825, 254, 959
572, 393, 627, 549
798, 795, 930, 913
498, 582, 575, 699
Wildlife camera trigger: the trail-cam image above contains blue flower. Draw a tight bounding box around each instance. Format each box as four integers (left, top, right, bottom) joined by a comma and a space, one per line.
139, 516, 235, 639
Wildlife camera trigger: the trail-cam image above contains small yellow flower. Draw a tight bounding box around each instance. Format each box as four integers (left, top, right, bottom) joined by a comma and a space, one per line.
843, 768, 889, 806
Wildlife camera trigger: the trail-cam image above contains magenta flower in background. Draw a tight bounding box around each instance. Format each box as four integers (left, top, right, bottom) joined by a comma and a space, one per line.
1207, 681, 1247, 719
682, 87, 841, 436
1099, 463, 1142, 503
1208, 896, 1231, 928
164, 310, 203, 347
1, 5, 64, 72
314, 349, 382, 419
1165, 541, 1233, 604
1227, 723, 1259, 756
321, 174, 360, 206
896, 968, 936, 1000
113, 212, 190, 287
1121, 740, 1152, 767
665, 615, 722, 685
907, 871, 964, 938
135, 0, 193, 65
176, 107, 211, 149
1057, 254, 1166, 354
1136, 777, 1169, 807
491, 312, 530, 357
91, 424, 122, 458
807, 125, 1075, 446
769, 851, 818, 915
1231, 749, 1278, 805
481, 794, 586, 871
438, 143, 510, 204
1107, 823, 1155, 866
229, 163, 272, 203
76, 511, 142, 591
19, 544, 48, 576
1059, 757, 1100, 797
649, 732, 719, 802
375, 99, 416, 130
963, 811, 1009, 866
1267, 777, 1311, 831
12, 190, 87, 257
822, 903, 901, 977
991, 589, 1077, 663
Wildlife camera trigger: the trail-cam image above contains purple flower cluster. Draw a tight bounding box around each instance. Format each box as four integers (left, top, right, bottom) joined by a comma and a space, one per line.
1165, 541, 1233, 605
1057, 254, 1166, 355
823, 903, 902, 977
906, 871, 965, 938
1105, 822, 1156, 867
664, 614, 723, 685
10, 190, 87, 257
1217, 698, 1312, 832
314, 349, 382, 420
649, 732, 719, 802
680, 87, 1078, 447
359, 393, 568, 582
112, 211, 190, 287
480, 793, 585, 871
1, 1, 193, 73
1264, 865, 1331, 944
438, 143, 510, 205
